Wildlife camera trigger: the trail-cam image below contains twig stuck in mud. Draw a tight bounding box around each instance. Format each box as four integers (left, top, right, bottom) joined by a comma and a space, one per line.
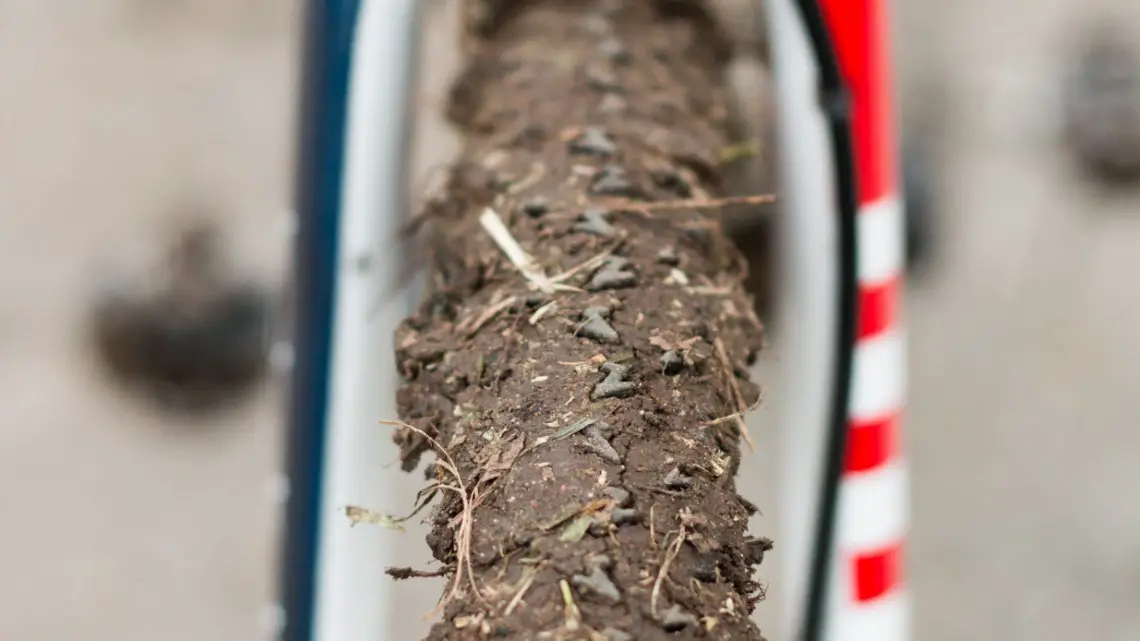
559, 579, 582, 631
379, 420, 478, 609
714, 337, 757, 451
503, 564, 541, 616
549, 250, 613, 285
527, 300, 557, 325
387, 566, 450, 580
703, 393, 764, 427
459, 295, 518, 336
648, 504, 658, 549
478, 207, 558, 294
532, 417, 596, 448
603, 193, 776, 215
651, 523, 687, 615
506, 162, 547, 195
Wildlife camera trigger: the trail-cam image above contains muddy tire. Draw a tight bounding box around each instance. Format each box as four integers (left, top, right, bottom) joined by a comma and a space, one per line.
394, 2, 769, 639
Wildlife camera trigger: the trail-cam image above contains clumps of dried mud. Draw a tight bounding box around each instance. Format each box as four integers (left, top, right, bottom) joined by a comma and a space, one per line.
392, 2, 770, 639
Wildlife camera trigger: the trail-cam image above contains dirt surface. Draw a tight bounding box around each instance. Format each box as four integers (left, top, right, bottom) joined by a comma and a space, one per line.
393, 2, 768, 639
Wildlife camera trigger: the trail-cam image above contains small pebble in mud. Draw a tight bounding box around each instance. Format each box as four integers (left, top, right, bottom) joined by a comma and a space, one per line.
592, 361, 638, 400
573, 207, 616, 237
581, 424, 622, 463
577, 306, 619, 343
570, 127, 617, 156
571, 566, 621, 603
590, 164, 635, 196
599, 37, 632, 65
611, 507, 640, 525
660, 604, 699, 632
587, 257, 637, 292
601, 629, 633, 641
603, 485, 632, 507
664, 466, 694, 490
656, 246, 680, 265
524, 294, 546, 308
660, 349, 685, 375
522, 198, 549, 217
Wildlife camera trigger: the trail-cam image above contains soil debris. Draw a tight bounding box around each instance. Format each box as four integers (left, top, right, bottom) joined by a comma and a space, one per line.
660, 349, 685, 374
394, 2, 767, 639
479, 207, 558, 294
665, 267, 690, 285
386, 566, 449, 580
88, 218, 272, 413
527, 300, 558, 325
603, 485, 632, 507
522, 197, 550, 217
576, 306, 620, 343
537, 417, 597, 446
590, 164, 636, 196
573, 207, 617, 237
560, 579, 582, 630
744, 537, 775, 565
660, 604, 699, 632
611, 507, 640, 525
560, 515, 595, 542
602, 192, 776, 215
655, 245, 680, 265
569, 126, 617, 156
580, 424, 621, 463
664, 466, 695, 490
585, 553, 613, 570
591, 361, 638, 400
571, 566, 622, 603
586, 257, 637, 291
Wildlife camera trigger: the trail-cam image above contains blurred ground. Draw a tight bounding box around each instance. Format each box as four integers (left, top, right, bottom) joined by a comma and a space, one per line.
3, 1, 1140, 641
898, 3, 1140, 640
0, 3, 294, 640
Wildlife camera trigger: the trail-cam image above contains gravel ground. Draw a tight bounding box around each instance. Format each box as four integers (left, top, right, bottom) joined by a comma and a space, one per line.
2, 1, 1140, 640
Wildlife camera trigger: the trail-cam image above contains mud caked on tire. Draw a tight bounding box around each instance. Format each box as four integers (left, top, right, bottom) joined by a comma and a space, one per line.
394, 1, 770, 638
